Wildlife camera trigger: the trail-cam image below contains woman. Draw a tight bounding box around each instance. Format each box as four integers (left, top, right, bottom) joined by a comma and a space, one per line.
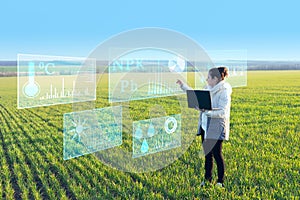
177, 67, 232, 188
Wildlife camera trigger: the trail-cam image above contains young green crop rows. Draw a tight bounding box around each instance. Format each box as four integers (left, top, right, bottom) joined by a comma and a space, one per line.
0, 71, 299, 199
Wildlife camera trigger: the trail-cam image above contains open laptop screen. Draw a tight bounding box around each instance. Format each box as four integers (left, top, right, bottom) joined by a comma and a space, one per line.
186, 90, 212, 110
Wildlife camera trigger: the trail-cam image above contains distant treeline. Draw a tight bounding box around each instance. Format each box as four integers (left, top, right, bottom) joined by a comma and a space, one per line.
1, 60, 300, 77
0, 61, 17, 66
247, 61, 300, 70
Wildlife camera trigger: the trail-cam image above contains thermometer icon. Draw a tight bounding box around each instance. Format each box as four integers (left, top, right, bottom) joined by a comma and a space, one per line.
23, 62, 40, 98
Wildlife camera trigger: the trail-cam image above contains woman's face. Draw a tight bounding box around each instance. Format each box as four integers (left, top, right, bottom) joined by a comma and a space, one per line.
206, 74, 218, 87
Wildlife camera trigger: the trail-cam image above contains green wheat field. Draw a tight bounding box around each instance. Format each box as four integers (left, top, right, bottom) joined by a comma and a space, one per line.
0, 71, 299, 199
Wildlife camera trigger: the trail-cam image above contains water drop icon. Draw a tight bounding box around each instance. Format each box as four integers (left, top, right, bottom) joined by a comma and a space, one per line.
134, 125, 143, 139
147, 123, 155, 137
141, 139, 149, 153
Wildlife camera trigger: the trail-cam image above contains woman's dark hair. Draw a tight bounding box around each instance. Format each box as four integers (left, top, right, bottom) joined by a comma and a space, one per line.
209, 67, 229, 81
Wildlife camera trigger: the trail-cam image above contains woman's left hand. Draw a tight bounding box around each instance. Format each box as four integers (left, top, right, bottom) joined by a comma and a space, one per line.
204, 111, 212, 117
195, 106, 206, 112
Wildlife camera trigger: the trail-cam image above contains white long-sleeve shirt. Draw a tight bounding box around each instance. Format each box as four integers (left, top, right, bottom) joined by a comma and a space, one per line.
180, 81, 232, 140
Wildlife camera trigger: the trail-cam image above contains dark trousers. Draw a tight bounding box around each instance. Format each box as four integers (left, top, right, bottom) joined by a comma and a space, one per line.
203, 139, 225, 183
198, 126, 205, 142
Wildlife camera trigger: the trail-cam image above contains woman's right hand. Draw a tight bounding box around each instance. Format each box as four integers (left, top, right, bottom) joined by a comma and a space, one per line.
176, 79, 183, 86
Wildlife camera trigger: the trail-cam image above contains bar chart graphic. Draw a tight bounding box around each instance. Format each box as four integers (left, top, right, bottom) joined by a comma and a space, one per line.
194, 50, 248, 89
17, 54, 96, 108
109, 49, 188, 102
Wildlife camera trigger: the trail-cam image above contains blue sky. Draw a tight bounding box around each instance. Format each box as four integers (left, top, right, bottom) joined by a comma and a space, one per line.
1, 0, 300, 60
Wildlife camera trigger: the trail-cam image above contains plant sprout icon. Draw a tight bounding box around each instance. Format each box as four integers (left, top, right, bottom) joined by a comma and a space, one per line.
69, 117, 89, 142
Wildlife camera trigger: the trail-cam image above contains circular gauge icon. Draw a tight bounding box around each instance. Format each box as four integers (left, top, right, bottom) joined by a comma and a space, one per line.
168, 56, 186, 73
164, 116, 177, 134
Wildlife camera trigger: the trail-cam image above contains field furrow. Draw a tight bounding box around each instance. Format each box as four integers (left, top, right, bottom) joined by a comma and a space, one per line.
0, 71, 299, 199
